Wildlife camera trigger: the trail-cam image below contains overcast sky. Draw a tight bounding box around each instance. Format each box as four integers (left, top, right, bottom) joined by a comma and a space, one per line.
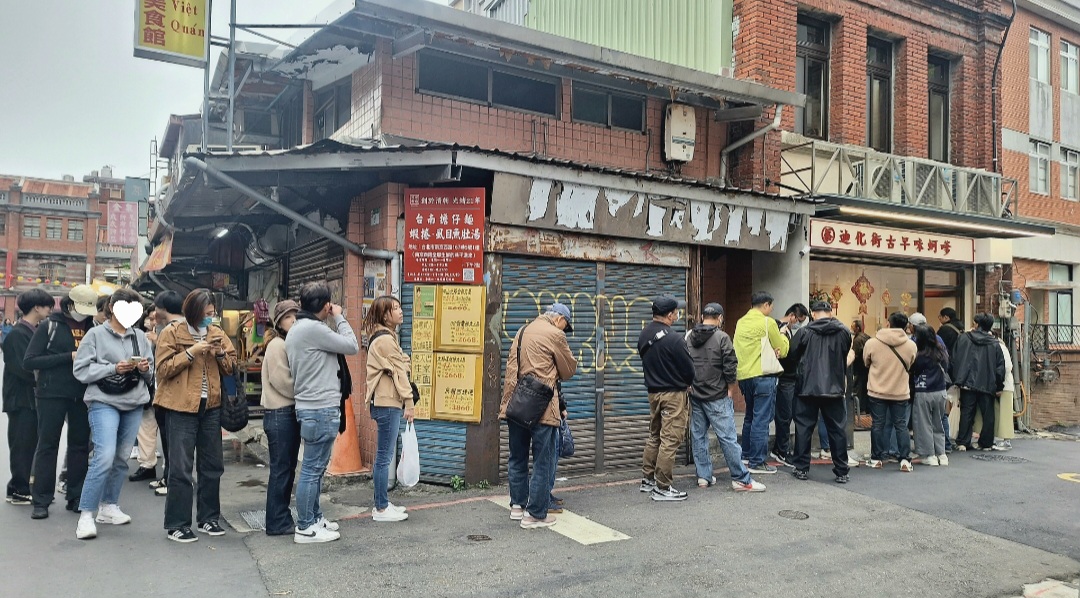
0, 1, 385, 182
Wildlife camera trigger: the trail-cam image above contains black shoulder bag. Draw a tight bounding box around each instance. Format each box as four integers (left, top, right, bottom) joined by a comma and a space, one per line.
97, 334, 143, 395
504, 324, 554, 429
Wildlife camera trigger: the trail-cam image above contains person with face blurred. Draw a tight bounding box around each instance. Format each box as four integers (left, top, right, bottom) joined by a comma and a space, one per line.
259, 300, 301, 536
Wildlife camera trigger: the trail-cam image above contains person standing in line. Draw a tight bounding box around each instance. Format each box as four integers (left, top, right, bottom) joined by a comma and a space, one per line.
733, 292, 789, 474
260, 300, 301, 536
936, 307, 963, 450
991, 333, 1016, 450
3, 289, 54, 506
638, 295, 695, 501
909, 325, 950, 467
155, 289, 236, 543
145, 291, 184, 497
72, 288, 155, 540
686, 303, 765, 492
863, 312, 918, 471
771, 303, 808, 466
787, 302, 853, 482
24, 285, 97, 518
500, 303, 577, 527
129, 303, 161, 483
950, 313, 1006, 452
286, 282, 358, 543
849, 319, 871, 417
363, 296, 417, 523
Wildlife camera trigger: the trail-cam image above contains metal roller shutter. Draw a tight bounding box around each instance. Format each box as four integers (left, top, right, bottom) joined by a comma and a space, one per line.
600, 263, 687, 469
286, 239, 344, 299
400, 282, 468, 483
499, 257, 599, 478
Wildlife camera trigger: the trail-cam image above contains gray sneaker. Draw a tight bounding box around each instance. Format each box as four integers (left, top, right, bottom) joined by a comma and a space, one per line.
650, 486, 688, 501
639, 477, 657, 493
748, 463, 777, 474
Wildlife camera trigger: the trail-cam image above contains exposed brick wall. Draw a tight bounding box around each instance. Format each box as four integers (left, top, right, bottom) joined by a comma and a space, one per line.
1030, 351, 1080, 427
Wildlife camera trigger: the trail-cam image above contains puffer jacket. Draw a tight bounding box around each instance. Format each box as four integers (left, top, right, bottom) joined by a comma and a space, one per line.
154, 320, 237, 413
499, 315, 577, 427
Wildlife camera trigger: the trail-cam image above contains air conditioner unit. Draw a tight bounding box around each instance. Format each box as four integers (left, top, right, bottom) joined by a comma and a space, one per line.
664, 104, 696, 162
184, 144, 265, 154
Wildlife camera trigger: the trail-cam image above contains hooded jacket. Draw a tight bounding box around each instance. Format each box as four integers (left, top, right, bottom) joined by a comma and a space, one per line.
788, 317, 852, 399
74, 323, 155, 411
863, 328, 918, 401
2, 320, 38, 412
950, 330, 1006, 394
23, 312, 90, 401
686, 324, 738, 402
637, 320, 695, 393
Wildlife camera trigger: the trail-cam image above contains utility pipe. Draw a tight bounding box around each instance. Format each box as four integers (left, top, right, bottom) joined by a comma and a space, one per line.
719, 104, 784, 186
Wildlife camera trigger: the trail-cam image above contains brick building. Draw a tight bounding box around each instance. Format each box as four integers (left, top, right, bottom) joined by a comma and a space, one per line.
0, 169, 136, 320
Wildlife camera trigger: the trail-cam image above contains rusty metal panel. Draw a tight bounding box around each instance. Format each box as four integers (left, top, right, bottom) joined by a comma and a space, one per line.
488, 223, 690, 268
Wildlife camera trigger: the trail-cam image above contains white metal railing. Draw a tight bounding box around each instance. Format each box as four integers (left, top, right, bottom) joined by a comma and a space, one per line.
779, 139, 1017, 219
22, 194, 88, 210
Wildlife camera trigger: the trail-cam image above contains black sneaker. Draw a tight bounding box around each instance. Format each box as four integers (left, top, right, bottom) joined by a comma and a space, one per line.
639, 477, 657, 493
167, 527, 198, 543
65, 498, 81, 513
748, 463, 778, 474
769, 451, 792, 467
129, 466, 156, 482
650, 486, 688, 501
6, 493, 31, 506
835, 474, 850, 484
792, 469, 809, 481
197, 521, 226, 536
31, 505, 49, 519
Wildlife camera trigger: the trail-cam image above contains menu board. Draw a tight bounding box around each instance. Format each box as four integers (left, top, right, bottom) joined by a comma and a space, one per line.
432, 352, 483, 423
435, 285, 485, 352
410, 352, 433, 421
412, 319, 435, 353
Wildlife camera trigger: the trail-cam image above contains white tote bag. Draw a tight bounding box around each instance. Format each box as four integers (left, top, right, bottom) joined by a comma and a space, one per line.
396, 422, 420, 488
760, 335, 784, 376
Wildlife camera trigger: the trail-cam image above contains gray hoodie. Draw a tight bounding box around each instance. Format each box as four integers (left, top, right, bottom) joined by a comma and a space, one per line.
286, 314, 359, 410
74, 324, 154, 410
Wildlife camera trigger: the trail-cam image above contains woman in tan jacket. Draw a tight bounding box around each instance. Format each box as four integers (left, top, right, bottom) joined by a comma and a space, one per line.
153, 289, 236, 543
362, 296, 414, 523
259, 300, 302, 536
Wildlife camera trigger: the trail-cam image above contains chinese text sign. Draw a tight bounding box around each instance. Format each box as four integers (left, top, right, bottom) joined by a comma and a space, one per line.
108, 201, 139, 246
404, 188, 485, 285
809, 219, 974, 263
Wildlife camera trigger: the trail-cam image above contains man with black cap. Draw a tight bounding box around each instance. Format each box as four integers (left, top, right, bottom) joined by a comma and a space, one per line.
638, 295, 695, 501
686, 303, 765, 492
787, 301, 853, 483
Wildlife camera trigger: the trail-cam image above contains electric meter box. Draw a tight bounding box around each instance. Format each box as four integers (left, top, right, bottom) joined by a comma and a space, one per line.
664, 104, 696, 162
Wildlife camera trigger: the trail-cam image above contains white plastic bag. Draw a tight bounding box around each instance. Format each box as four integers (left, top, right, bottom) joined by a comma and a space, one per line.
396, 422, 420, 488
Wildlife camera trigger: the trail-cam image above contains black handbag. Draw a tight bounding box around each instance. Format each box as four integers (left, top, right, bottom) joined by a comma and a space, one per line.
504, 325, 554, 429
221, 370, 248, 433
96, 334, 143, 395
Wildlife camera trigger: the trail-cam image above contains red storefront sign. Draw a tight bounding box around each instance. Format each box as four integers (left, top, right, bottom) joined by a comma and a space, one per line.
107, 201, 139, 246
404, 188, 485, 284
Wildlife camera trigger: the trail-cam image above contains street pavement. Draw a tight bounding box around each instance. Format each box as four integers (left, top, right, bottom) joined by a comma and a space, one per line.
0, 348, 1077, 597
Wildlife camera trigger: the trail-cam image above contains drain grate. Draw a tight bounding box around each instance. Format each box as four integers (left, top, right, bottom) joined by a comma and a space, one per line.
778, 510, 810, 520
970, 454, 1028, 463
239, 507, 299, 531
467, 534, 492, 542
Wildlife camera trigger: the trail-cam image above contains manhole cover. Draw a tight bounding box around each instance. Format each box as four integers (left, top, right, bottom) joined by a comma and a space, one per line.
970, 454, 1028, 463
467, 534, 492, 541
778, 510, 809, 520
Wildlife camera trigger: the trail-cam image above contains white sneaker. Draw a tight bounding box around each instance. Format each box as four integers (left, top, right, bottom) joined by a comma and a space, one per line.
317, 516, 340, 532
731, 479, 766, 492
899, 459, 913, 472
385, 501, 408, 513
847, 457, 860, 467
924, 455, 940, 467
697, 476, 716, 488
129, 446, 139, 460
76, 512, 97, 540
819, 449, 832, 460
938, 454, 949, 467
293, 525, 340, 544
96, 504, 132, 525
509, 505, 524, 521
372, 508, 409, 522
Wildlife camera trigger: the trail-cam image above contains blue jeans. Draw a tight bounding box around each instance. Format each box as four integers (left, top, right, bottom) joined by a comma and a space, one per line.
295, 407, 339, 530
942, 413, 953, 450
506, 421, 557, 520
869, 398, 910, 461
370, 405, 402, 512
739, 376, 778, 466
80, 402, 142, 512
263, 406, 301, 535
690, 397, 751, 484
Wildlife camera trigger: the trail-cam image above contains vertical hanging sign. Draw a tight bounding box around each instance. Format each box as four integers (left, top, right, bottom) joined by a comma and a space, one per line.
134, 0, 209, 68
404, 188, 485, 285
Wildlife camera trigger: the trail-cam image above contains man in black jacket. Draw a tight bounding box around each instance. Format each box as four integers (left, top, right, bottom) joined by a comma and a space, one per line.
3, 289, 55, 505
772, 303, 808, 465
23, 285, 96, 518
787, 301, 853, 483
686, 303, 765, 493
936, 308, 963, 355
638, 295, 695, 501
950, 313, 1006, 451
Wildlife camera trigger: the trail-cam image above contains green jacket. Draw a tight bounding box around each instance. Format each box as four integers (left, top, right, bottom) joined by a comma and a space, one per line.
733, 308, 790, 381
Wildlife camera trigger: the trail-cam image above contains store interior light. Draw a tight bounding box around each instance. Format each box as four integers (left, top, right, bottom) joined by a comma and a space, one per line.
836, 206, 1053, 238
210, 226, 230, 239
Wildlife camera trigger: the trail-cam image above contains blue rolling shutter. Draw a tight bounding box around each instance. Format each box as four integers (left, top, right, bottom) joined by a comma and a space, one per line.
400, 282, 468, 483
498, 257, 599, 478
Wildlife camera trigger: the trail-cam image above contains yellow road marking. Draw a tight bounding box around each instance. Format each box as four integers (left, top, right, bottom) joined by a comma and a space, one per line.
487, 497, 631, 545
1058, 473, 1080, 484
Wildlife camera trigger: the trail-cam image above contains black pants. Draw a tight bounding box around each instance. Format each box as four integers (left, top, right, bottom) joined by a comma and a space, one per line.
772, 377, 797, 457
154, 406, 170, 483
957, 389, 995, 450
792, 396, 850, 477
6, 408, 37, 497
32, 397, 90, 508
163, 402, 223, 530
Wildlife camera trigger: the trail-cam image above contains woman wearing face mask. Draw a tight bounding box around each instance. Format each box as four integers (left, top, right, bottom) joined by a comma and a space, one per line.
153, 289, 236, 543
71, 288, 155, 540
23, 285, 98, 519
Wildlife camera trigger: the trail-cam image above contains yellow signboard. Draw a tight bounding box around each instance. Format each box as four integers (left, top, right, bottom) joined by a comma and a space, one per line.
134, 0, 209, 69
436, 285, 485, 352
433, 352, 483, 422
411, 352, 433, 387
413, 384, 432, 420
413, 319, 435, 353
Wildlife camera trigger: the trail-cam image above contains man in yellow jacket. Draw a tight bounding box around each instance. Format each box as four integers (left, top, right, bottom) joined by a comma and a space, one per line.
733, 292, 790, 474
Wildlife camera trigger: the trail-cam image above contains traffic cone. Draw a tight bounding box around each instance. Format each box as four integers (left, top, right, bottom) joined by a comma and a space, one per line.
328, 396, 365, 475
